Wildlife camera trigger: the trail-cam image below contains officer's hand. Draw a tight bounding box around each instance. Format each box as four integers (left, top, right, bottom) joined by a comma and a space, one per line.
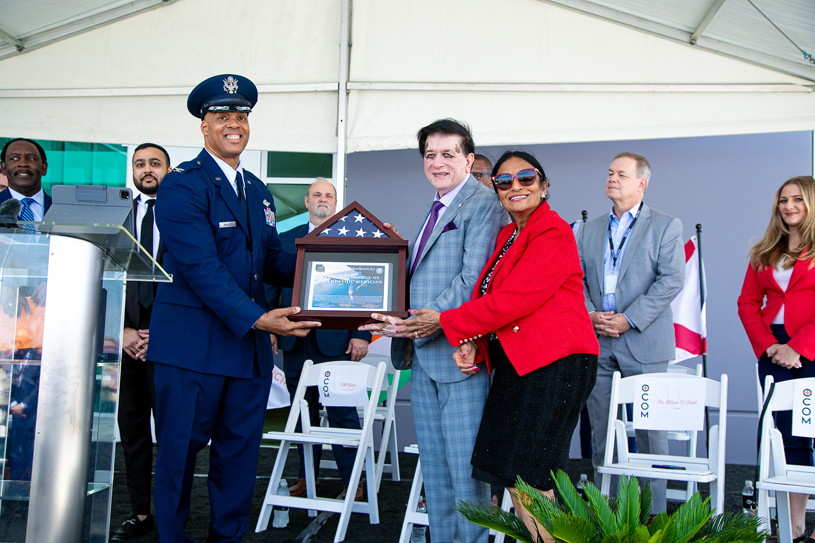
123, 327, 141, 358
255, 307, 321, 337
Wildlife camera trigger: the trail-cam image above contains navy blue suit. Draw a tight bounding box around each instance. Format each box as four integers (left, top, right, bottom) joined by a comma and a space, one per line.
266, 223, 371, 484
148, 149, 295, 543
0, 187, 52, 216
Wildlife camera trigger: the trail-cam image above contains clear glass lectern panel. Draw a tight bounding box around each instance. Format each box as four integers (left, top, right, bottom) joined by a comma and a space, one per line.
29, 221, 172, 282
0, 228, 151, 542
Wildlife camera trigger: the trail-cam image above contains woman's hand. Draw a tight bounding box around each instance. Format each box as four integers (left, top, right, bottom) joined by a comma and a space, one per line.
766, 343, 802, 369
453, 341, 480, 375
358, 309, 441, 339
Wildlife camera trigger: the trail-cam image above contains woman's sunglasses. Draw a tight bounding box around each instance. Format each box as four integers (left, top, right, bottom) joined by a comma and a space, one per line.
492, 169, 540, 191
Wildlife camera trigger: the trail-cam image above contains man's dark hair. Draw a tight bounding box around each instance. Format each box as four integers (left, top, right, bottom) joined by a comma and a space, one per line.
492, 150, 550, 199
1, 138, 47, 164
134, 143, 171, 168
416, 119, 474, 157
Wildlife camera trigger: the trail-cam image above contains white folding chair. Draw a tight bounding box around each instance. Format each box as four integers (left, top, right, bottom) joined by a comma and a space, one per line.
598, 371, 728, 515
620, 363, 703, 502
255, 360, 386, 542
318, 352, 401, 492
756, 375, 815, 541
399, 444, 513, 543
756, 369, 815, 527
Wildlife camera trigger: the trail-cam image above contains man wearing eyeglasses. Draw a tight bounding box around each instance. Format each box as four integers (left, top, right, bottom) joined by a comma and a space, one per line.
576, 152, 684, 514
471, 153, 493, 188
363, 119, 507, 543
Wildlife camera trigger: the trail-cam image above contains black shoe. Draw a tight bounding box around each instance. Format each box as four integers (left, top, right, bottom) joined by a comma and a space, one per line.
110, 515, 155, 541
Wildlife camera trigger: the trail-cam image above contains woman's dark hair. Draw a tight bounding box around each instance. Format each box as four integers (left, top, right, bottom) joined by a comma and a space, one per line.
491, 150, 549, 199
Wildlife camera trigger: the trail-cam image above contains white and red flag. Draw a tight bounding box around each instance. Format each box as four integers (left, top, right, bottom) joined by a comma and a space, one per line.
670, 236, 707, 363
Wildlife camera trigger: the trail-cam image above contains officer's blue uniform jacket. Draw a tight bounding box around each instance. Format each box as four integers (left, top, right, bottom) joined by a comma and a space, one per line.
147, 149, 295, 378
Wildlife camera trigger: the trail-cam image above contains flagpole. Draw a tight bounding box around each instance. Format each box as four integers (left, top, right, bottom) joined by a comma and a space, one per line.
696, 223, 710, 454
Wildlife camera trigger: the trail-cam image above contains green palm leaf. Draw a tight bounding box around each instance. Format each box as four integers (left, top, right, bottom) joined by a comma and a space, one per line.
614, 475, 642, 532
692, 511, 768, 542
455, 500, 533, 543
583, 479, 619, 536
550, 515, 599, 543
552, 470, 593, 521
671, 494, 713, 543
640, 483, 653, 525
515, 479, 561, 535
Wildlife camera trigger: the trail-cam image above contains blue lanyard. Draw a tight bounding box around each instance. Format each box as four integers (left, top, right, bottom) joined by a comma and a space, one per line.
607, 203, 642, 269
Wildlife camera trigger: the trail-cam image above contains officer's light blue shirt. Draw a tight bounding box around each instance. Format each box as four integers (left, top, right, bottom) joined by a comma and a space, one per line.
602, 201, 643, 327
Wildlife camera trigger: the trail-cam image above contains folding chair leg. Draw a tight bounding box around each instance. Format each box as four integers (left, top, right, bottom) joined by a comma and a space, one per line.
709, 480, 720, 516
303, 441, 319, 517
374, 416, 392, 492
601, 473, 611, 496
776, 491, 794, 543
757, 489, 772, 535
399, 457, 426, 543
493, 488, 514, 543
334, 442, 379, 542
255, 440, 292, 532
387, 421, 400, 483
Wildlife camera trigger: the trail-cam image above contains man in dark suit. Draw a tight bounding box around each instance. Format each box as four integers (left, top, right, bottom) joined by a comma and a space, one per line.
146, 75, 320, 543
110, 143, 171, 541
266, 178, 371, 500
0, 138, 53, 219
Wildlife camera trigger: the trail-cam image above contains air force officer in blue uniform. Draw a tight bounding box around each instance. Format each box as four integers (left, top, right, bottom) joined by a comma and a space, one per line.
147, 74, 320, 543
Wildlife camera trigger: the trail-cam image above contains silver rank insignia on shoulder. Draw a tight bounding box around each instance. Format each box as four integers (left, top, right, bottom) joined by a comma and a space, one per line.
173, 167, 185, 172
263, 199, 270, 207
223, 76, 239, 94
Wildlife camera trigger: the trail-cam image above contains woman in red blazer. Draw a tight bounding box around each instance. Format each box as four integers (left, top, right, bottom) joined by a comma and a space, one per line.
738, 175, 815, 542
431, 150, 598, 538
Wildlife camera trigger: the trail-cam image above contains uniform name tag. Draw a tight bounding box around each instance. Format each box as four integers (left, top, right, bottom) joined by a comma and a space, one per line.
219, 221, 237, 228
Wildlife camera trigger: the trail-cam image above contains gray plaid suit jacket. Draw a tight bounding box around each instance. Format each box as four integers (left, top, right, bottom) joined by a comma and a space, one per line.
391, 176, 508, 382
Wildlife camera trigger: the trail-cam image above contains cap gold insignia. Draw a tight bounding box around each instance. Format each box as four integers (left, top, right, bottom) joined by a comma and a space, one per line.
223, 76, 239, 94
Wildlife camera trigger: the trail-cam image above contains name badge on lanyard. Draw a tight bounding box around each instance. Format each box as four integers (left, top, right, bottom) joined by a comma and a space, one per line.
605, 203, 643, 293
604, 275, 618, 295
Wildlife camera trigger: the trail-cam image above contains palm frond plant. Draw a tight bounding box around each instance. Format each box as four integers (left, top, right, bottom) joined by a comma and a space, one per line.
455, 470, 768, 543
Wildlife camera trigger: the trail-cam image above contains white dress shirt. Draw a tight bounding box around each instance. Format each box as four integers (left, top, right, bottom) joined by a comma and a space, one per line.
135, 194, 160, 258
206, 150, 246, 200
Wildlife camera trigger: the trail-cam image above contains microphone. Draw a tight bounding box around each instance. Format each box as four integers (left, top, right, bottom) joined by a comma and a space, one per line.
0, 199, 21, 228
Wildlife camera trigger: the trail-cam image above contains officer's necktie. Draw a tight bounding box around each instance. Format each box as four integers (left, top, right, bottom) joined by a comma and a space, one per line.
18, 198, 35, 223
138, 199, 155, 309
235, 170, 248, 218
410, 200, 444, 276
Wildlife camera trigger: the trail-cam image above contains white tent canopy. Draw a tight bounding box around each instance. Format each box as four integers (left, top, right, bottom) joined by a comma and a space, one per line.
0, 0, 813, 158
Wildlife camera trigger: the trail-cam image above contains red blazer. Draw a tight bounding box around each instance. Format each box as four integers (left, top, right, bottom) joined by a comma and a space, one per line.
737, 257, 815, 360
439, 202, 599, 376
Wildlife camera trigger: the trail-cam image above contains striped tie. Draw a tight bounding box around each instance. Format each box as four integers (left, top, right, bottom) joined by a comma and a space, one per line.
18, 198, 35, 223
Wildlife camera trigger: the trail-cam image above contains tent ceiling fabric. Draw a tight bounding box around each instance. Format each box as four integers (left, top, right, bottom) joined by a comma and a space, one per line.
0, 0, 812, 154
541, 0, 815, 81
346, 0, 814, 153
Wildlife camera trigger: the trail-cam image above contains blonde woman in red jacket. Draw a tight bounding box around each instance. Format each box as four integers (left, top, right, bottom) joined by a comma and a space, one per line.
418, 150, 598, 539
738, 175, 815, 543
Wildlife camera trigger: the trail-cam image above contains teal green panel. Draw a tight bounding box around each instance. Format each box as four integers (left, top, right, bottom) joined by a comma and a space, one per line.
267, 151, 332, 179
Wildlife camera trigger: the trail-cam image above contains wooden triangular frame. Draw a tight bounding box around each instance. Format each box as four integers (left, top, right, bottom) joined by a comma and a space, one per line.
297, 200, 408, 247
289, 200, 408, 329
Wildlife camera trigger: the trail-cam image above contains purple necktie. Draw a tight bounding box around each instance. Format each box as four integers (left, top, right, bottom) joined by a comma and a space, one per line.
411, 200, 444, 275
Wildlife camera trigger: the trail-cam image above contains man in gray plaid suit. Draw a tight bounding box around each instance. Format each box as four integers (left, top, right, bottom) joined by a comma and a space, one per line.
365, 119, 507, 542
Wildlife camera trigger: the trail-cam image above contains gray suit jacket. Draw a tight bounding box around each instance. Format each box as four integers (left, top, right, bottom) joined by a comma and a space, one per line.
576, 202, 684, 364
391, 176, 508, 382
